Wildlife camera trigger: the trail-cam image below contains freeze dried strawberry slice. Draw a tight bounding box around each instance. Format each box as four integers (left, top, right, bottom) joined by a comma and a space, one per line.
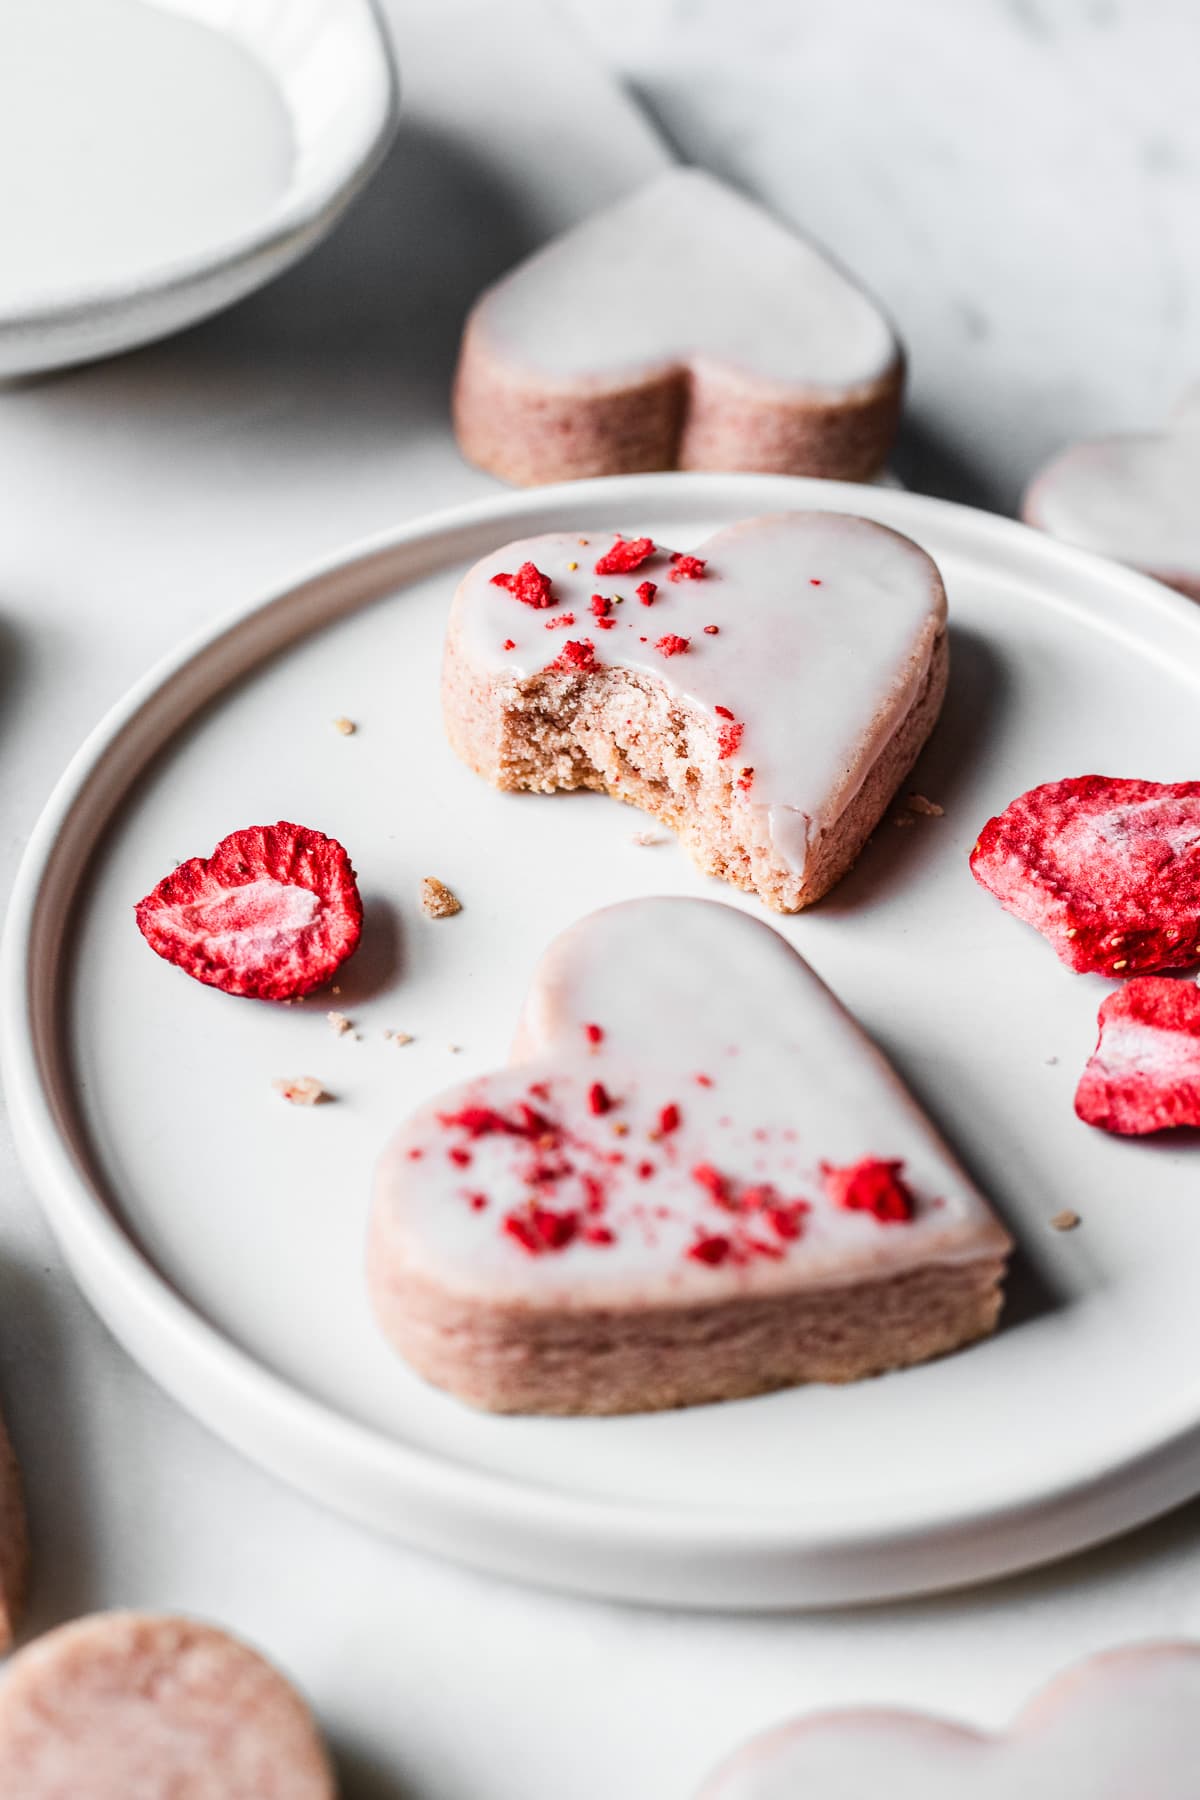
970, 776, 1200, 975
135, 822, 362, 1000
1075, 977, 1200, 1134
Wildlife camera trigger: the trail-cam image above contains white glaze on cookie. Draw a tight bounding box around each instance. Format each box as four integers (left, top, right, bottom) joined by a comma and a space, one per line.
1023, 385, 1200, 595
471, 168, 899, 394
697, 1643, 1200, 1799
451, 512, 946, 881
371, 900, 1009, 1306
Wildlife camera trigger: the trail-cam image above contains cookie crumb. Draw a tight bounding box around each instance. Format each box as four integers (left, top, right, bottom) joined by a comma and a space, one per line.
906, 793, 944, 817
1050, 1209, 1081, 1232
421, 877, 462, 919
384, 1030, 414, 1047
327, 1011, 353, 1037
333, 716, 356, 736
631, 830, 666, 847
273, 1076, 327, 1106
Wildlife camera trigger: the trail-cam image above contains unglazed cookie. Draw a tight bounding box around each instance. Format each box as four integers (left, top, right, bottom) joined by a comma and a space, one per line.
368, 899, 1011, 1416
453, 168, 903, 486
0, 1613, 335, 1798
1023, 384, 1200, 600
443, 512, 948, 913
0, 1406, 28, 1653
697, 1642, 1200, 1799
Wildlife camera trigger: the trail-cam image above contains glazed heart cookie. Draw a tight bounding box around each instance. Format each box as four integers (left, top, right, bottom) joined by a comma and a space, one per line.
0, 1613, 335, 1797
368, 899, 1011, 1415
1023, 384, 1200, 600
453, 167, 903, 487
443, 511, 948, 913
696, 1642, 1200, 1799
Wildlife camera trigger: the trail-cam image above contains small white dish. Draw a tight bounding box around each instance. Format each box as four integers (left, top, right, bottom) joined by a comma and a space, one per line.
6, 471, 1200, 1610
0, 0, 398, 378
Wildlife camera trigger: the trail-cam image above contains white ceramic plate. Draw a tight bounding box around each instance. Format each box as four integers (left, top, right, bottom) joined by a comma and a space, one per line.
6, 472, 1200, 1610
0, 0, 397, 378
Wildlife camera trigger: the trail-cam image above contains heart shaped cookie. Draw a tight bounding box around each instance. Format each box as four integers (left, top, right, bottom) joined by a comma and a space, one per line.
697, 1642, 1200, 1799
453, 168, 903, 486
0, 1613, 335, 1797
368, 899, 1010, 1415
1023, 385, 1200, 600
443, 511, 948, 913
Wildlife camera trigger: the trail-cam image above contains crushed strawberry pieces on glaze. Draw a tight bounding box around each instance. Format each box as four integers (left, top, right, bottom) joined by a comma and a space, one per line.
658, 1103, 681, 1135
502, 638, 516, 651
583, 1022, 604, 1046
737, 768, 755, 792
703, 624, 719, 635
970, 776, 1200, 975
547, 639, 598, 673
438, 1102, 551, 1140
713, 709, 745, 759
1075, 976, 1200, 1135
687, 1234, 733, 1266
134, 821, 363, 1001
587, 1081, 614, 1116
589, 594, 613, 619
490, 562, 556, 609
824, 1157, 916, 1223
544, 612, 576, 630
668, 553, 707, 582
594, 536, 656, 575
656, 634, 690, 658
503, 1206, 580, 1255
636, 581, 657, 607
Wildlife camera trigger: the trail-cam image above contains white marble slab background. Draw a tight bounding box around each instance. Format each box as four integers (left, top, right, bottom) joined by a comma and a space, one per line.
564, 0, 1200, 512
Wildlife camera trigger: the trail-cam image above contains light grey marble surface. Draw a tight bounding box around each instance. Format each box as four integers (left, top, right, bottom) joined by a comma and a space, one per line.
563, 0, 1200, 514
1, 4, 1199, 1798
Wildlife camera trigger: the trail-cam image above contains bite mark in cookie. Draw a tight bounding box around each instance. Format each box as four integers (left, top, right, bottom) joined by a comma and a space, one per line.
368, 898, 1010, 1416
443, 513, 949, 913
453, 168, 903, 486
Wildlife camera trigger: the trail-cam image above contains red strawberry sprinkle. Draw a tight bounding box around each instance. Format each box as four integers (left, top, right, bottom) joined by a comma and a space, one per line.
587, 1081, 613, 1116
636, 581, 657, 607
824, 1157, 915, 1223
656, 634, 690, 657
547, 639, 597, 673
595, 536, 655, 575
669, 553, 707, 582
490, 562, 556, 609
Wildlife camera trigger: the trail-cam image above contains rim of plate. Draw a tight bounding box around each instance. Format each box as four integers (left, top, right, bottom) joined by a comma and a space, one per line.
0, 0, 399, 328
6, 469, 1200, 1606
